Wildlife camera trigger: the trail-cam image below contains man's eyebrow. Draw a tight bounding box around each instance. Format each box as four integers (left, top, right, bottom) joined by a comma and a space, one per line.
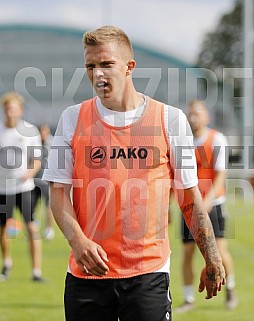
100, 60, 115, 64
85, 63, 95, 68
85, 60, 115, 68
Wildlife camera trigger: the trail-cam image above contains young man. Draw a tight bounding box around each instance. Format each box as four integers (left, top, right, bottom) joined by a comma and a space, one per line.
0, 91, 44, 281
176, 100, 237, 313
43, 26, 225, 321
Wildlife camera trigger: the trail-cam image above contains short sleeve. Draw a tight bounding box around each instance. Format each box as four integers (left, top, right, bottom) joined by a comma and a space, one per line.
19, 121, 42, 160
42, 104, 80, 184
212, 132, 228, 171
164, 105, 198, 189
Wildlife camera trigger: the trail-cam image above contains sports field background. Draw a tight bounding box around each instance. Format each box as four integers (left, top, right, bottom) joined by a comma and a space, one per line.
0, 193, 253, 321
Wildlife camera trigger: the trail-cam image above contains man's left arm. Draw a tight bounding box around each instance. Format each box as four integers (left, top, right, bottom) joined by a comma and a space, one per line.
178, 185, 226, 299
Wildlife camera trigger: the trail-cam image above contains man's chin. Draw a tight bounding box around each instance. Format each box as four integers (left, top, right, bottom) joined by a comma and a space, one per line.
96, 91, 112, 100
190, 126, 198, 132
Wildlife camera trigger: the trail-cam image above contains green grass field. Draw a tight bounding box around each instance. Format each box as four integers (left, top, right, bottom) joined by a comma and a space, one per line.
0, 196, 253, 321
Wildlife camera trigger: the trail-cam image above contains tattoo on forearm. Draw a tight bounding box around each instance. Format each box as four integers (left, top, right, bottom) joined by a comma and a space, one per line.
206, 270, 217, 281
182, 203, 194, 216
182, 203, 222, 278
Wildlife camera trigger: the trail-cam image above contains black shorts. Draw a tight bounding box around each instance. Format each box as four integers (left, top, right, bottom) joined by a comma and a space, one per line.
33, 178, 49, 206
181, 204, 226, 243
0, 191, 37, 226
64, 272, 172, 321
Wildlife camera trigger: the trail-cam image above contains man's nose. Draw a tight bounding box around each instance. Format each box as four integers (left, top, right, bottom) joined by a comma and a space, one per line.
93, 68, 105, 78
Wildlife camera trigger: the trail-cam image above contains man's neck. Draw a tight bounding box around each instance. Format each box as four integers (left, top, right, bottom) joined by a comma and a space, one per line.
5, 118, 19, 128
193, 126, 206, 139
100, 83, 144, 112
101, 94, 144, 112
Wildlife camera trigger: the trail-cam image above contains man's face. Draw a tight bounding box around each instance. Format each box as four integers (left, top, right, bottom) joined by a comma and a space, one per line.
84, 42, 129, 101
3, 99, 23, 121
187, 103, 209, 133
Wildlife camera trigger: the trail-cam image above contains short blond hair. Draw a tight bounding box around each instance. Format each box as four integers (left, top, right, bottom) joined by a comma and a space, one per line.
83, 25, 134, 59
1, 91, 25, 108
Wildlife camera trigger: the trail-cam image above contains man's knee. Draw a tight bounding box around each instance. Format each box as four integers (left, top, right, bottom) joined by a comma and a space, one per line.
26, 221, 40, 240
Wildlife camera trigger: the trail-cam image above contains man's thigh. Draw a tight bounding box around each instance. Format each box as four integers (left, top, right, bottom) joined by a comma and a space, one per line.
64, 272, 172, 321
0, 194, 15, 226
118, 273, 172, 321
64, 273, 118, 321
16, 191, 36, 224
209, 205, 225, 238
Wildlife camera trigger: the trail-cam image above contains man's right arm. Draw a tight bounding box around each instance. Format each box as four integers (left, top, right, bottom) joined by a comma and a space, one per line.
49, 182, 109, 277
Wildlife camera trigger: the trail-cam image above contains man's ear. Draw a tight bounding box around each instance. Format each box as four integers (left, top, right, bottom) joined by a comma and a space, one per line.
126, 60, 136, 75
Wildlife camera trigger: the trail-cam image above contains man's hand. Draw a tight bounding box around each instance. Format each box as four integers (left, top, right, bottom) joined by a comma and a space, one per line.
21, 170, 34, 181
71, 236, 109, 277
198, 263, 226, 299
21, 159, 41, 181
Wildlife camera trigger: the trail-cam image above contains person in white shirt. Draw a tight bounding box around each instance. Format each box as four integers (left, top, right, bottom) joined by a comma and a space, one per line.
0, 91, 44, 282
43, 26, 225, 321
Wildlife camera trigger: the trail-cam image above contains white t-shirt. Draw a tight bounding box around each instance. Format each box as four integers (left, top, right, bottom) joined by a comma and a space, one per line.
43, 96, 198, 189
194, 128, 228, 205
43, 96, 198, 274
0, 120, 42, 195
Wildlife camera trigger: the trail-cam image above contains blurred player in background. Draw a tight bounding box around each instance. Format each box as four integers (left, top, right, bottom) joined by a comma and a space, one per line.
0, 92, 44, 282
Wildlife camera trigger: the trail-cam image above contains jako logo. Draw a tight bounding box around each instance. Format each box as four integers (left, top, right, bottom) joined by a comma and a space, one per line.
90, 147, 106, 163
90, 146, 147, 163
86, 145, 160, 169
110, 147, 147, 159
